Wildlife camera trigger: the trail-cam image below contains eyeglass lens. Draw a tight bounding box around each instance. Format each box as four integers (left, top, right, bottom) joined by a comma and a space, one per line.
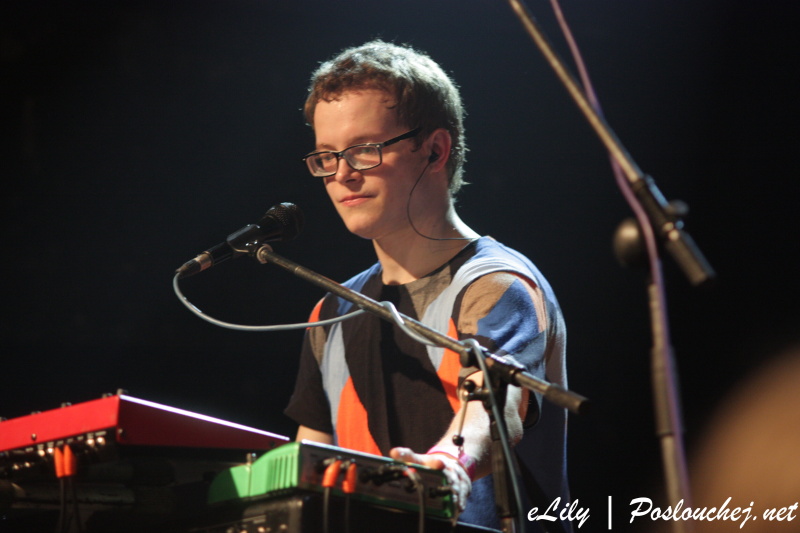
308, 145, 382, 176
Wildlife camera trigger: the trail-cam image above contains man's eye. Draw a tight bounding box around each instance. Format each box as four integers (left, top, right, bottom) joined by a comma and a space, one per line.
350, 147, 373, 156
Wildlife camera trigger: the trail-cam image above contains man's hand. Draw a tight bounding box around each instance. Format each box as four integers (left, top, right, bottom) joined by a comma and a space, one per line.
389, 447, 472, 511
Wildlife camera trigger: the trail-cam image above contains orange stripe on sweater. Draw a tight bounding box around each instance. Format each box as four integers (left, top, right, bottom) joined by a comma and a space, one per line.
335, 377, 382, 456
307, 299, 323, 325
437, 319, 462, 415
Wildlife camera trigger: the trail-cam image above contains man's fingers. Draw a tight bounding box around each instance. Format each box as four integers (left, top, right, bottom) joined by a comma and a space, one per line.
390, 447, 447, 470
389, 447, 411, 459
388, 447, 471, 511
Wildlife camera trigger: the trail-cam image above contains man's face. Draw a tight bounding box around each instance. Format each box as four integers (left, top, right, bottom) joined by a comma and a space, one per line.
312, 89, 435, 241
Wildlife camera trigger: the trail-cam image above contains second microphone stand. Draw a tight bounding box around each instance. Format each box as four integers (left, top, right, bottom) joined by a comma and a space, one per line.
505, 3, 716, 531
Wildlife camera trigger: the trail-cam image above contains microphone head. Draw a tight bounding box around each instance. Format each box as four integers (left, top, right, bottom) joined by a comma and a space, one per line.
260, 202, 304, 242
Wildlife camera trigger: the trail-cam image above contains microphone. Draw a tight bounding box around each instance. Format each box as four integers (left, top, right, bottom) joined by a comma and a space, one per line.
175, 202, 303, 279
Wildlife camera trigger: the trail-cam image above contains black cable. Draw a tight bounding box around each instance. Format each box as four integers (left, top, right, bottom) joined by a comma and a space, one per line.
406, 161, 475, 243
415, 475, 425, 533
323, 486, 332, 533
69, 478, 84, 533
57, 478, 66, 533
344, 493, 351, 533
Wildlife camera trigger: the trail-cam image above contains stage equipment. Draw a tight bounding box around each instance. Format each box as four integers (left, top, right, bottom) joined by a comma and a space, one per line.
504, 1, 717, 531
0, 392, 288, 532
194, 441, 501, 533
208, 440, 453, 516
191, 493, 495, 533
175, 202, 303, 279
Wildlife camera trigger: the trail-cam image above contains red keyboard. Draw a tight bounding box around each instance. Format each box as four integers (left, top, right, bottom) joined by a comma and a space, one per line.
0, 393, 288, 456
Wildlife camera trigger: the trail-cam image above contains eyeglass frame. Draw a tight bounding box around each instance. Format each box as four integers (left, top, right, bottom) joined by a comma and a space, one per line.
302, 126, 422, 177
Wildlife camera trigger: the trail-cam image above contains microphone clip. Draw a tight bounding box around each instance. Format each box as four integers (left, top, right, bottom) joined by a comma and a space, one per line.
452, 379, 480, 449
226, 223, 267, 255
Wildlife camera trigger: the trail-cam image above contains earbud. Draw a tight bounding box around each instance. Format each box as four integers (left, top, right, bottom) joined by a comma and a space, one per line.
428, 152, 439, 163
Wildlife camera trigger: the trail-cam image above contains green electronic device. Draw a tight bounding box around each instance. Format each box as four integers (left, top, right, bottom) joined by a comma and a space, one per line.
208, 441, 455, 518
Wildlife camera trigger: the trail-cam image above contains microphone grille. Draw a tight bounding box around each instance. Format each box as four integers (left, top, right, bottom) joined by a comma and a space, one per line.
266, 202, 304, 241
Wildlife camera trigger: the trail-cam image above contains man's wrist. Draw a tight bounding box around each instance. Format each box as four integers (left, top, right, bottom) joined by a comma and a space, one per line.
426, 446, 477, 480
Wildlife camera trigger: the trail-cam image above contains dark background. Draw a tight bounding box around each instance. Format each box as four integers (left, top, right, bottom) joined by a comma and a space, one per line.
2, 0, 799, 529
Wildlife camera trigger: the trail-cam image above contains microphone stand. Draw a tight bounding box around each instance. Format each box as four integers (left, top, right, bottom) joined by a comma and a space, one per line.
253, 245, 589, 533
505, 1, 716, 530
462, 348, 522, 533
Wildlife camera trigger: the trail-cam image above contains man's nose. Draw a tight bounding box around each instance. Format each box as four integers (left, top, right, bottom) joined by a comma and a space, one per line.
332, 156, 361, 183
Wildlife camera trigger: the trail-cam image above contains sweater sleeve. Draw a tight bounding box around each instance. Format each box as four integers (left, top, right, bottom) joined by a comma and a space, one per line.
453, 271, 548, 425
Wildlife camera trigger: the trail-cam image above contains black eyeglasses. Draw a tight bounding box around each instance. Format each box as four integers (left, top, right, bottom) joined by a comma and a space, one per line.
302, 127, 421, 178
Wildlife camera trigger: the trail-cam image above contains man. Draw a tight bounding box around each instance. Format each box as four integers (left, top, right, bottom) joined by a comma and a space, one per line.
285, 40, 569, 531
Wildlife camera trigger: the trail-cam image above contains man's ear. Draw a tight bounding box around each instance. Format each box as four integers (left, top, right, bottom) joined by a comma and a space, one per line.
427, 128, 452, 170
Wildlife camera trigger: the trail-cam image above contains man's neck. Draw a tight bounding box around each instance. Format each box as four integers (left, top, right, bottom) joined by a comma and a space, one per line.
372, 209, 479, 285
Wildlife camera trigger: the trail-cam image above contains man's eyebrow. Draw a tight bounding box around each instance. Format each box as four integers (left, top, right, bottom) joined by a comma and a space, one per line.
316, 132, 386, 152
316, 135, 382, 151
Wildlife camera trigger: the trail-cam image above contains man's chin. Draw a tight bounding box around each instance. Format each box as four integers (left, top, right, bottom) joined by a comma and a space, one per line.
349, 229, 379, 241
342, 222, 378, 241
339, 214, 381, 240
